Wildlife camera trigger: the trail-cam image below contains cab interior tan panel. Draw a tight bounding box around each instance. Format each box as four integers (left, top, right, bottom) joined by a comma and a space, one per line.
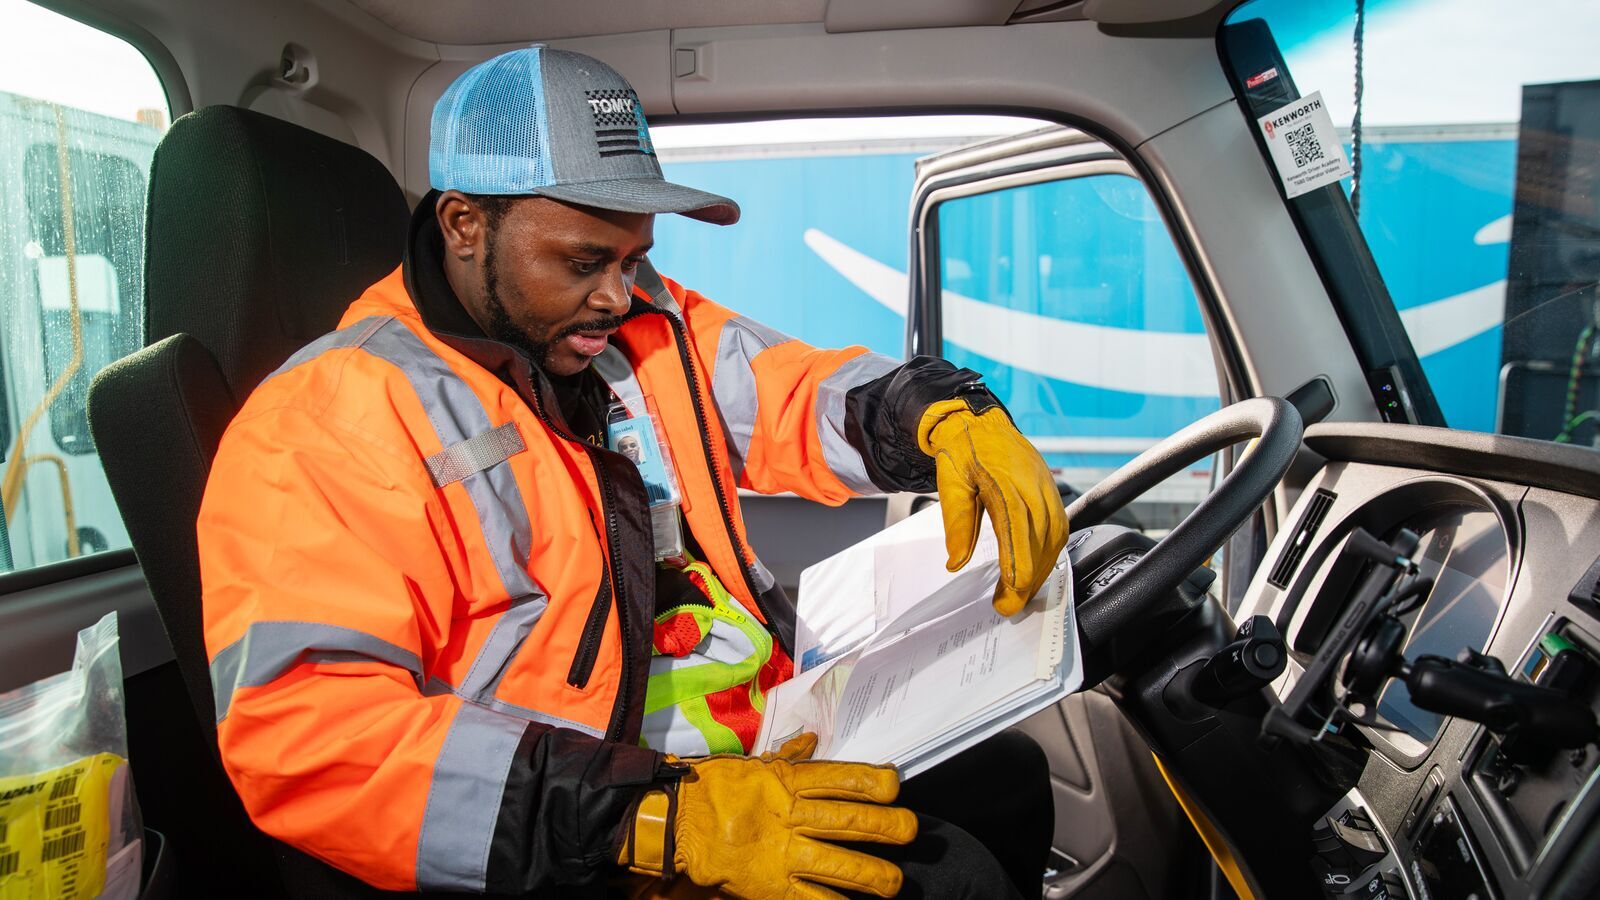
339, 0, 827, 45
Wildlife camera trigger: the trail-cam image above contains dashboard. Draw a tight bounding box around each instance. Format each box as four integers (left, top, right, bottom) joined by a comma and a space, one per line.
1238, 423, 1600, 900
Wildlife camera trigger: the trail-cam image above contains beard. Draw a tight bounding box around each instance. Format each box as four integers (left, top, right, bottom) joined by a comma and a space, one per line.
481, 228, 625, 372
481, 229, 554, 366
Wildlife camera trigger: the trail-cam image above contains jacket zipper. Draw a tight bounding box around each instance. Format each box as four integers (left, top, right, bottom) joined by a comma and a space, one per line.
559, 297, 790, 732
524, 374, 631, 730
639, 307, 786, 651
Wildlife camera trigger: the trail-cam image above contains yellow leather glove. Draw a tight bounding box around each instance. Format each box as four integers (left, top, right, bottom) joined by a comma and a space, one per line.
618, 735, 918, 899
918, 396, 1070, 616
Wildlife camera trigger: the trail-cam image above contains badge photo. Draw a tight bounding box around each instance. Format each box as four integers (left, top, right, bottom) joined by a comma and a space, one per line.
607, 414, 678, 506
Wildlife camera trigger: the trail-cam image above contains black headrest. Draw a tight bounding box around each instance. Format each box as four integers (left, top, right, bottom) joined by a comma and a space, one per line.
144, 106, 408, 398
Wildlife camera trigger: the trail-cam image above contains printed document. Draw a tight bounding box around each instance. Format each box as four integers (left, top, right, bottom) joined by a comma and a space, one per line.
755, 504, 1081, 777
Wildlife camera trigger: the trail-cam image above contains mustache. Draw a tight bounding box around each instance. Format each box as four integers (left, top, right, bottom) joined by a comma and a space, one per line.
553, 316, 625, 340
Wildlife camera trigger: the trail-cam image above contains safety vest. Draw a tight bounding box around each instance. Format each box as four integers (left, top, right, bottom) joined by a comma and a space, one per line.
198, 262, 896, 891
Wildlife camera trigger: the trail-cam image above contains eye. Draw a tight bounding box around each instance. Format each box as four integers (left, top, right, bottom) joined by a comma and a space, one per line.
571, 258, 603, 275
621, 256, 642, 273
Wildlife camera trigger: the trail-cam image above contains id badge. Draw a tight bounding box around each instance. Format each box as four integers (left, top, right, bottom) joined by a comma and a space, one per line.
607, 402, 685, 561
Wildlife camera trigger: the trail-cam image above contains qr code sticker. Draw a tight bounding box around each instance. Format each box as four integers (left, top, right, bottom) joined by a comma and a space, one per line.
1286, 123, 1324, 168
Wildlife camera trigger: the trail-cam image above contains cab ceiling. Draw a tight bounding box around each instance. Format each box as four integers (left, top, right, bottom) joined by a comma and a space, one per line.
340, 0, 824, 45
335, 0, 1113, 45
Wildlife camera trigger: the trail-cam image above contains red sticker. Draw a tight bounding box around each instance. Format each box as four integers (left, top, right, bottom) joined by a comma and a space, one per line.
1246, 67, 1280, 89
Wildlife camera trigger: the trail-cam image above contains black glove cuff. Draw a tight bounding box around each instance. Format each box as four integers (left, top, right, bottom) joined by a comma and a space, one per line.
844, 356, 983, 493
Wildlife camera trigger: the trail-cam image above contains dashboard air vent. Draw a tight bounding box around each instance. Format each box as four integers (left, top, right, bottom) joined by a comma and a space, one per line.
1268, 489, 1336, 589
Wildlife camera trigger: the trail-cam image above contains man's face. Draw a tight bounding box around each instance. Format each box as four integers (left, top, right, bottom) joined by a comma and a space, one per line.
439, 192, 654, 376
617, 433, 643, 463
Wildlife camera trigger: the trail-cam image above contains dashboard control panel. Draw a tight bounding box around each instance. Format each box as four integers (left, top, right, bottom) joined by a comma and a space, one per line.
1245, 430, 1600, 900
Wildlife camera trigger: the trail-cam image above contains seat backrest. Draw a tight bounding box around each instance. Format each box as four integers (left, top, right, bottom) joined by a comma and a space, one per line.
144, 105, 410, 399
94, 103, 408, 736
88, 105, 408, 898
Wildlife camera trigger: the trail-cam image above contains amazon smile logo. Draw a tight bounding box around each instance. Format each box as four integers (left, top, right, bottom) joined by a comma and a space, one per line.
801, 228, 1506, 398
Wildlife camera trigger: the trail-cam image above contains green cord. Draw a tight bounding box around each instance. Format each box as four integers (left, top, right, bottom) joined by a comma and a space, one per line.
1554, 322, 1597, 443
1556, 410, 1600, 443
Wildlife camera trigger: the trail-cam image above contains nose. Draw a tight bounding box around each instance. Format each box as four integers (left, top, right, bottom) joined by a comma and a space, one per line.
589, 264, 633, 316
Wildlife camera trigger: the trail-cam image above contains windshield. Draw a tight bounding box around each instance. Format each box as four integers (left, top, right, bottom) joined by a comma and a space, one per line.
1220, 0, 1600, 442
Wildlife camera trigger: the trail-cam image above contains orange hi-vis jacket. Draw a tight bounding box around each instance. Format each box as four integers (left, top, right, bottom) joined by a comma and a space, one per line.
198, 227, 980, 894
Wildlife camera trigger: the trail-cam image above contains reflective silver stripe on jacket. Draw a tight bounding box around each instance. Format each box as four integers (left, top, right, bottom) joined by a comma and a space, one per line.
748, 557, 778, 594
356, 321, 548, 704
710, 315, 796, 479
639, 705, 713, 758
420, 678, 604, 738
816, 351, 898, 493
245, 318, 553, 712
257, 315, 392, 385
415, 701, 528, 892
634, 259, 681, 317
209, 621, 423, 723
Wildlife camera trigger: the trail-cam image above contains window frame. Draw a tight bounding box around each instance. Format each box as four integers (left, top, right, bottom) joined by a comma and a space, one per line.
920, 158, 1228, 459
910, 144, 1236, 416
906, 128, 1263, 600
0, 0, 182, 580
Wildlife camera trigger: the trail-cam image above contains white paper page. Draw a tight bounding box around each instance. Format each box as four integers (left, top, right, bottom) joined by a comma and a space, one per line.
872, 509, 998, 631
754, 660, 841, 754
824, 565, 1048, 765
794, 503, 956, 671
889, 578, 1079, 777
795, 503, 999, 672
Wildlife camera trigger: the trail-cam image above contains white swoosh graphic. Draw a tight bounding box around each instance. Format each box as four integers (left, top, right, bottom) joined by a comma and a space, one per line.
804, 228, 1505, 394
1397, 280, 1506, 356
1474, 214, 1512, 245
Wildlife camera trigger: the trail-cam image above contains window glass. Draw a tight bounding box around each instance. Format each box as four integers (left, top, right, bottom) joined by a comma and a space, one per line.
648, 116, 1043, 359
936, 173, 1222, 528
0, 0, 167, 573
1221, 0, 1600, 441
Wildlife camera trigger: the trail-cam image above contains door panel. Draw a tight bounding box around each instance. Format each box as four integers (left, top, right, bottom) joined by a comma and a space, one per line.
0, 557, 170, 691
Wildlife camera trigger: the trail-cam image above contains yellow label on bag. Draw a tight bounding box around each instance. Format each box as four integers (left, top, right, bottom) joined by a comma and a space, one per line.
0, 753, 122, 900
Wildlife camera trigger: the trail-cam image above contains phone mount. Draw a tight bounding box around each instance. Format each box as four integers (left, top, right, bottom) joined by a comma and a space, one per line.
1262, 526, 1598, 750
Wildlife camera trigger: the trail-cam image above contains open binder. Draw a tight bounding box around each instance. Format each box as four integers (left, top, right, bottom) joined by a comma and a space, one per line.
754, 504, 1081, 778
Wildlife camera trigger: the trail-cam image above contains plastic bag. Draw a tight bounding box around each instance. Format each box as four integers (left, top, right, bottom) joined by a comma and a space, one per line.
0, 612, 142, 900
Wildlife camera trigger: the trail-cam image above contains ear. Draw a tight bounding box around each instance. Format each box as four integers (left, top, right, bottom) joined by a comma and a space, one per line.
437, 190, 486, 260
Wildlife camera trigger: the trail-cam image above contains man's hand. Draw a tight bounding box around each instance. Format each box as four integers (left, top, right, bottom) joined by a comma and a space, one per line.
618, 737, 917, 899
917, 396, 1070, 616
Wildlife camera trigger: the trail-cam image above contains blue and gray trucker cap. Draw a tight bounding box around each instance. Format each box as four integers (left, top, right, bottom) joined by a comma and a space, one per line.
429, 46, 739, 225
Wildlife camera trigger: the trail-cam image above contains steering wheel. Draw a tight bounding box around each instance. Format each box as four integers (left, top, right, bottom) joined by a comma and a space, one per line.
1065, 397, 1303, 651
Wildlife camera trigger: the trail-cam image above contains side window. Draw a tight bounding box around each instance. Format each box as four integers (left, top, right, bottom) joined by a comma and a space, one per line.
647, 116, 1048, 360
0, 1, 168, 573
934, 171, 1223, 530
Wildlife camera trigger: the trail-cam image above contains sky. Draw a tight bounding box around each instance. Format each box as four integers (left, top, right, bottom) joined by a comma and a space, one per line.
0, 0, 168, 121
1244, 0, 1600, 126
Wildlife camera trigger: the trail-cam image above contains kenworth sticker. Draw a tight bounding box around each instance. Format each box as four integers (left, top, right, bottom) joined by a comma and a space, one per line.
1257, 91, 1353, 199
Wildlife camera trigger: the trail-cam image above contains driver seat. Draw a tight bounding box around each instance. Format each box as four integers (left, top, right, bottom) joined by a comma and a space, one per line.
88, 105, 410, 897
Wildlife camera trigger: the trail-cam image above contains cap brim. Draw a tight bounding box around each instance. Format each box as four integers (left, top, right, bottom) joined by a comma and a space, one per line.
533, 177, 740, 226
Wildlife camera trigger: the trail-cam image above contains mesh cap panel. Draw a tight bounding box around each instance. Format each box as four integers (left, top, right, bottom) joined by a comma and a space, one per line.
428, 46, 739, 224
429, 49, 553, 193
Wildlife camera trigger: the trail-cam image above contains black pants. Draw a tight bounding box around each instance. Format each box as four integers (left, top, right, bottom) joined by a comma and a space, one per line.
845, 730, 1054, 900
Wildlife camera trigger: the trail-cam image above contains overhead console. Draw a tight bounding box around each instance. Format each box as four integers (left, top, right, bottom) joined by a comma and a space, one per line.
1240, 424, 1600, 899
